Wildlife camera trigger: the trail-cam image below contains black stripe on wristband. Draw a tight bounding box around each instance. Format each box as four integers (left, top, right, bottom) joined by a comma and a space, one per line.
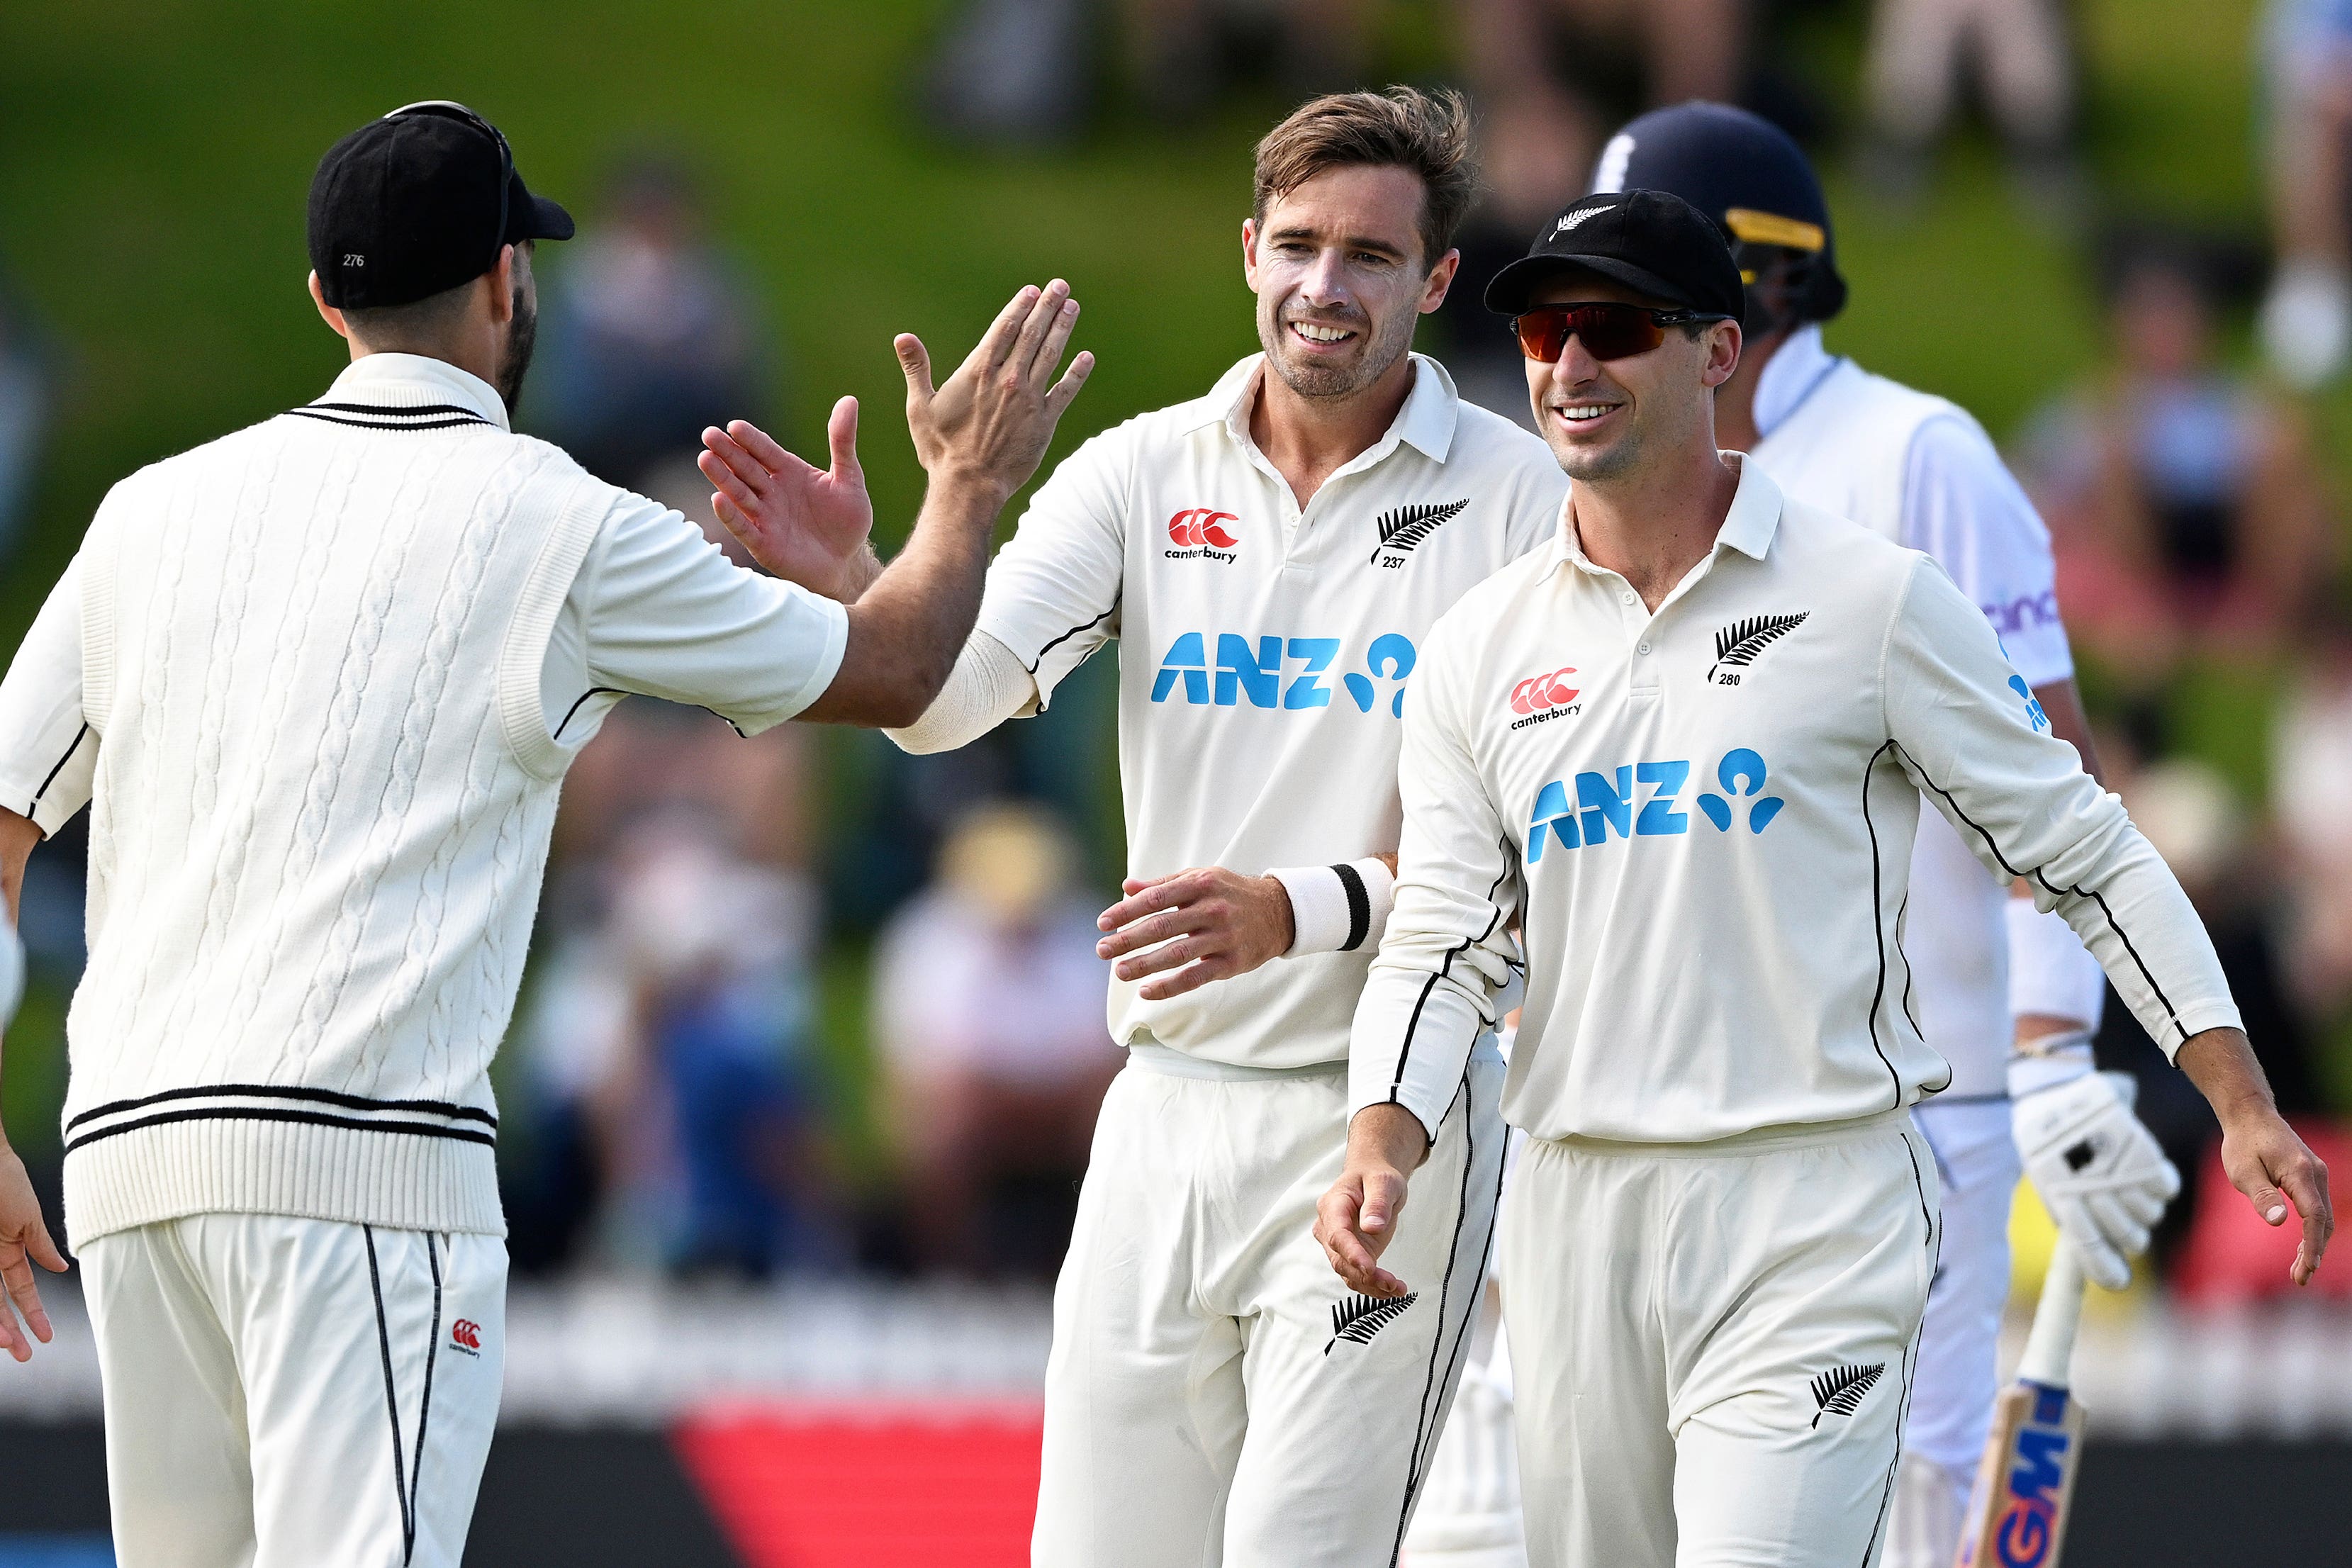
1333, 862, 1372, 951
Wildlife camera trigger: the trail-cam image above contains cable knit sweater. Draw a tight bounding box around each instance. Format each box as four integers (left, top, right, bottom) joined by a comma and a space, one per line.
0, 357, 846, 1246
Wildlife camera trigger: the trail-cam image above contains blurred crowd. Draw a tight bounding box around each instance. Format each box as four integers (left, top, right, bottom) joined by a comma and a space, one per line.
8, 2, 2352, 1302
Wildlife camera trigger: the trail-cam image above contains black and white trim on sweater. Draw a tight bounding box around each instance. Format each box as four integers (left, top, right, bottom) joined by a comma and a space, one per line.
282, 402, 493, 433
62, 1083, 498, 1156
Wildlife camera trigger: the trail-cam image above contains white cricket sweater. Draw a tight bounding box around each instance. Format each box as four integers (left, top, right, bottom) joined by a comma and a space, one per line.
0, 355, 845, 1246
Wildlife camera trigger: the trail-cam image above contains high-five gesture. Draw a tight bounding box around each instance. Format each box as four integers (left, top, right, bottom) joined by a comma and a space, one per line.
895, 279, 1093, 492
765, 281, 1094, 729
700, 400, 878, 603
700, 281, 1093, 613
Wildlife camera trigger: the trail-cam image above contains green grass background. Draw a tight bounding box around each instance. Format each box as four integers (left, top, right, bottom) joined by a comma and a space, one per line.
1, 0, 2336, 1166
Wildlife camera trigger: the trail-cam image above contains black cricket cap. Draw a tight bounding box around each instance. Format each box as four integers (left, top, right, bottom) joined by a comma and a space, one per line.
309, 101, 574, 310
1484, 189, 1746, 321
1590, 101, 1847, 322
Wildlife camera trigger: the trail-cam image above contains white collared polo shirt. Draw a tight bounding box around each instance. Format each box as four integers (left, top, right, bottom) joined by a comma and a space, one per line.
1352, 457, 2240, 1145
976, 352, 1567, 1069
1752, 327, 2078, 1095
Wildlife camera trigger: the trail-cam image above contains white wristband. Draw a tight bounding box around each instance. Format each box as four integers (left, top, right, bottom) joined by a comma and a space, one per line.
1270, 858, 1396, 956
2007, 899, 2107, 1031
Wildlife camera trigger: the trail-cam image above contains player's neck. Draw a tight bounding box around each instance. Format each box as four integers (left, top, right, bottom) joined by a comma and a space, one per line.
1249, 353, 1416, 511
1569, 438, 1742, 611
1710, 328, 1788, 454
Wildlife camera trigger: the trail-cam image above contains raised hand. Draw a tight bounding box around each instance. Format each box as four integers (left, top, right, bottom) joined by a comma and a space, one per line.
700, 399, 879, 603
897, 279, 1093, 498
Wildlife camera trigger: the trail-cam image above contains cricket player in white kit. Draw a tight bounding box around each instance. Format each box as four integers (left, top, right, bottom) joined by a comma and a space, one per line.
703, 90, 1564, 1566
1320, 189, 2334, 1568
0, 102, 1095, 1567
1404, 103, 2186, 1568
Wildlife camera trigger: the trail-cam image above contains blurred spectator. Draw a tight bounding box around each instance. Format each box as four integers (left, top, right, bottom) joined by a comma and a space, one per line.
2093, 757, 2322, 1265
924, 0, 1094, 144
2257, 0, 2352, 386
510, 807, 841, 1278
1461, 0, 1751, 233
2019, 233, 2333, 685
527, 155, 768, 491
0, 264, 52, 565
1859, 0, 2078, 208
873, 802, 1120, 1277
1441, 1, 1756, 422
2271, 591, 2352, 1020
924, 0, 1383, 140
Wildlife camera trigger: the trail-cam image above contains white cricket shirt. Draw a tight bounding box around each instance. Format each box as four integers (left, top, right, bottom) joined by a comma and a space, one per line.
977, 353, 1567, 1068
1752, 326, 2075, 1096
1352, 456, 2239, 1145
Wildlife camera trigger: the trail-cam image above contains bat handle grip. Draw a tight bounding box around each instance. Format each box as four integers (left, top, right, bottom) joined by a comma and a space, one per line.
2018, 1238, 2086, 1388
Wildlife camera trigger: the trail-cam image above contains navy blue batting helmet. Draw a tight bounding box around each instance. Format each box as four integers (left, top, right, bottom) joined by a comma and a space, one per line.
1589, 101, 1848, 324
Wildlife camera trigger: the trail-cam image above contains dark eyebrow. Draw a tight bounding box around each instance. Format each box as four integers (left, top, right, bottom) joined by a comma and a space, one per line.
1264, 224, 1409, 259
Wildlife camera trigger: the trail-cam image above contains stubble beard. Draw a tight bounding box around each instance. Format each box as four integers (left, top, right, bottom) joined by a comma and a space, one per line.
1552, 417, 1640, 484
495, 284, 538, 418
1260, 296, 1417, 402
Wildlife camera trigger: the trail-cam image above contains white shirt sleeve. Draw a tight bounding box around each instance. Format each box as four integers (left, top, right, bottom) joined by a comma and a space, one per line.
0, 549, 96, 836
973, 430, 1129, 709
540, 493, 850, 741
1883, 558, 2239, 1058
1347, 612, 1524, 1139
1900, 414, 2075, 689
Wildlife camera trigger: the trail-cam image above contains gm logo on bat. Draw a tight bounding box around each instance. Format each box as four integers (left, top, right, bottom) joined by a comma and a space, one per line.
1993, 1425, 2072, 1567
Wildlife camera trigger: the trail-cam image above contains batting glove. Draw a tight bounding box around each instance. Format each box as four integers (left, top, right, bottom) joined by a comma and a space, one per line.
2013, 1070, 2180, 1291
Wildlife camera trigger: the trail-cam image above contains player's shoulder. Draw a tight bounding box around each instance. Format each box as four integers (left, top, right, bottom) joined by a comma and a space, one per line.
1425, 537, 1559, 654
1838, 359, 2003, 465
1765, 488, 1925, 593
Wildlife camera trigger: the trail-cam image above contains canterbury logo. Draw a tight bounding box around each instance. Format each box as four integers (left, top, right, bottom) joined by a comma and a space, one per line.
451, 1319, 483, 1353
1369, 498, 1468, 564
1708, 612, 1810, 683
1553, 206, 1604, 235
1168, 508, 1239, 549
1810, 1362, 1886, 1427
1325, 1291, 1418, 1355
1509, 666, 1579, 715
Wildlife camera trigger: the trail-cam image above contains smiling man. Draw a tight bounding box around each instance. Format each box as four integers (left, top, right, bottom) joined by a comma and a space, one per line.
700, 88, 1565, 1567
1318, 189, 2331, 1568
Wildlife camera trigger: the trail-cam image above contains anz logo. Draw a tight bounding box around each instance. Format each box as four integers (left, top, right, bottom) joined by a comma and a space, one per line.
1528, 747, 1785, 862
1150, 632, 1416, 716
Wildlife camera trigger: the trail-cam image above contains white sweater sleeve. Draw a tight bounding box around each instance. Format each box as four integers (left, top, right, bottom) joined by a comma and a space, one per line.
885, 630, 1038, 755
0, 549, 95, 836
1348, 617, 1523, 1139
1883, 558, 2239, 1058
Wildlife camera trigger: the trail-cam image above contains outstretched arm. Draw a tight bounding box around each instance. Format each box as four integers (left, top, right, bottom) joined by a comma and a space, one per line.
702, 281, 1094, 729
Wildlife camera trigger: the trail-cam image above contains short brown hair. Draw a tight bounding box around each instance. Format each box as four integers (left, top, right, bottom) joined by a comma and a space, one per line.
1253, 86, 1477, 269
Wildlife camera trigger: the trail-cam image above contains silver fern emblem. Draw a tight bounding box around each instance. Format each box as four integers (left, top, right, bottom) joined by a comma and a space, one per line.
1708, 612, 1810, 682
1370, 499, 1469, 564
1809, 1362, 1886, 1427
1324, 1291, 1419, 1355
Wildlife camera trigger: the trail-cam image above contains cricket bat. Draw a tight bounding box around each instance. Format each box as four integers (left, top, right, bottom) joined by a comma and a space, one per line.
1953, 1237, 2086, 1568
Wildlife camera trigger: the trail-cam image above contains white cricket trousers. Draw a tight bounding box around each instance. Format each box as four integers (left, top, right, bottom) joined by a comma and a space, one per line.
1883, 1099, 2020, 1568
81, 1213, 506, 1568
1034, 1041, 1506, 1568
1502, 1109, 1941, 1568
